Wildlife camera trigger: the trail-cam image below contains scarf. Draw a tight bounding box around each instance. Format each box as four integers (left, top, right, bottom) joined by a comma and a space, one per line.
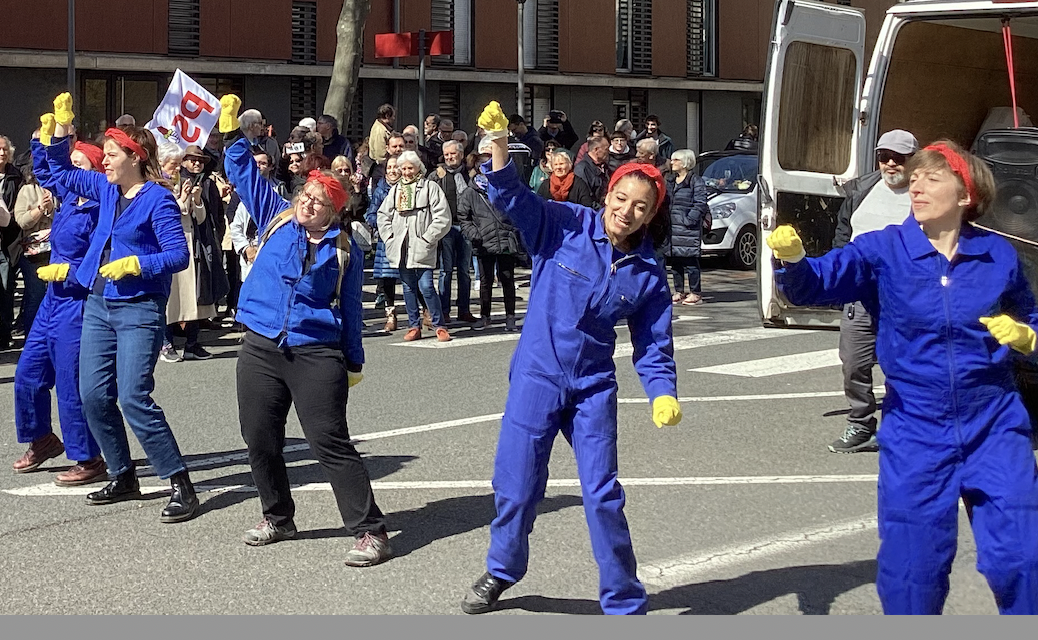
549, 172, 574, 202
396, 175, 419, 211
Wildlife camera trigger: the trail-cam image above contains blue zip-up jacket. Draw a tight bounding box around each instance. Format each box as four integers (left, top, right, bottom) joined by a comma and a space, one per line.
45, 136, 189, 300
484, 159, 676, 401
777, 217, 1038, 419
365, 178, 390, 229
31, 139, 99, 298
224, 137, 364, 367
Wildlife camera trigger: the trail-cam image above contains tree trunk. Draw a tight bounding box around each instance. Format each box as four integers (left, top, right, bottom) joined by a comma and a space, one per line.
324, 0, 372, 131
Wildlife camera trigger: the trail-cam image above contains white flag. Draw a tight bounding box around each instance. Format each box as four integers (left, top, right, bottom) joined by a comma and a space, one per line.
146, 69, 222, 151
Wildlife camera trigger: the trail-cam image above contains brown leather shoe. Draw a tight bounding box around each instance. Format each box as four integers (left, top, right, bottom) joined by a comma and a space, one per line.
54, 457, 107, 487
12, 433, 64, 473
457, 311, 478, 323
422, 308, 433, 329
435, 327, 452, 342
403, 327, 422, 341
383, 307, 397, 332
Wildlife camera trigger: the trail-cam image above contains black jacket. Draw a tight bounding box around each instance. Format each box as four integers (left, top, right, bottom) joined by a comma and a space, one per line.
0, 164, 25, 254
664, 173, 710, 258
321, 132, 352, 161
574, 156, 608, 208
427, 163, 471, 225
458, 182, 523, 257
607, 147, 634, 174
832, 170, 883, 249
538, 121, 579, 150
536, 174, 597, 209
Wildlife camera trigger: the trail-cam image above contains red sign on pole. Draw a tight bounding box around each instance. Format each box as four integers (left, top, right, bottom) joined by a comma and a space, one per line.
375, 30, 453, 58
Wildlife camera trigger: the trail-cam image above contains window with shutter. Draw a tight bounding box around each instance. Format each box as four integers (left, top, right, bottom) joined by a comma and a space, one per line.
291, 77, 318, 126
292, 1, 318, 65
438, 82, 461, 125
168, 0, 200, 57
523, 0, 559, 71
616, 0, 650, 74
431, 0, 473, 67
345, 80, 365, 142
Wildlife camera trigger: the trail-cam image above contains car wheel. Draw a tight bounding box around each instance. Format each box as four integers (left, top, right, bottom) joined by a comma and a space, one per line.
728, 226, 758, 270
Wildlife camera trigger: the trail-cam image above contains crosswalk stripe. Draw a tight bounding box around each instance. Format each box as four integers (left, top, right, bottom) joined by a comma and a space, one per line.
613, 327, 815, 359
689, 348, 840, 378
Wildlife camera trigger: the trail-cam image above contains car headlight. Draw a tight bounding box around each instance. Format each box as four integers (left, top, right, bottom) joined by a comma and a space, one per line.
711, 202, 737, 220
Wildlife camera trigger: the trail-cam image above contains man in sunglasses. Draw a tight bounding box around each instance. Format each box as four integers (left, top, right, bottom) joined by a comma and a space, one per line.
829, 129, 919, 454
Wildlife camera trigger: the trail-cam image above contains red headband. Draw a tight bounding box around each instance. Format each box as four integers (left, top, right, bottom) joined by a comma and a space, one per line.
104, 128, 149, 162
306, 170, 349, 212
608, 162, 667, 212
924, 143, 978, 205
73, 142, 104, 172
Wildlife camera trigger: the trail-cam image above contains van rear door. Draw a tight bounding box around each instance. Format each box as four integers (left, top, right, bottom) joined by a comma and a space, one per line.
758, 0, 867, 328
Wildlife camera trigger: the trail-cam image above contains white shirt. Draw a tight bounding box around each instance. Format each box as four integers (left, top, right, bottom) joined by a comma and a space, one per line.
849, 181, 911, 240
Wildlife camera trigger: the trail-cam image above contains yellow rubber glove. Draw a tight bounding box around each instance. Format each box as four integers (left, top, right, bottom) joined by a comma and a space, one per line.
37, 263, 69, 282
53, 92, 75, 126
766, 225, 806, 263
98, 256, 142, 280
980, 315, 1037, 355
39, 113, 56, 146
347, 371, 364, 388
219, 94, 242, 133
652, 396, 682, 428
477, 101, 509, 141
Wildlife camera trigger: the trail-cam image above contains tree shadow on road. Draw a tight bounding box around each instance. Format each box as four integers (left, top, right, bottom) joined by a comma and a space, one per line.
493, 559, 877, 615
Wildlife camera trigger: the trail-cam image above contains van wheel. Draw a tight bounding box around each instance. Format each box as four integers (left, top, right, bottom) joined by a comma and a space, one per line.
728, 226, 758, 270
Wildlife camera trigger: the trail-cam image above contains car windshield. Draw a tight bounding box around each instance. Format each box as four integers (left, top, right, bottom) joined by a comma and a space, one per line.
698, 155, 758, 193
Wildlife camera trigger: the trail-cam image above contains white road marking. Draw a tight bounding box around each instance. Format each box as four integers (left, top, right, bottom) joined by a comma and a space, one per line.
390, 316, 709, 349
613, 327, 816, 359
2, 474, 879, 497
689, 348, 842, 378
617, 390, 885, 404
637, 514, 880, 589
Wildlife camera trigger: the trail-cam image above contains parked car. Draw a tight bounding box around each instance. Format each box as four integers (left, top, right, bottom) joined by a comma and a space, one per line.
694, 149, 759, 270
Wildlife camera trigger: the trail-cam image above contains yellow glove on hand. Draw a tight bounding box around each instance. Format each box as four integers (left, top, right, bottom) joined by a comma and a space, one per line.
53, 92, 75, 126
219, 94, 242, 133
98, 256, 142, 281
37, 263, 69, 282
39, 113, 56, 146
347, 371, 364, 388
980, 315, 1037, 355
766, 225, 806, 263
478, 101, 509, 141
652, 396, 682, 428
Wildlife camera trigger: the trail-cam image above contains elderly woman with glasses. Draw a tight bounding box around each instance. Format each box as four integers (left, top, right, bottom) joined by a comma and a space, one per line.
220, 96, 392, 567
535, 150, 596, 209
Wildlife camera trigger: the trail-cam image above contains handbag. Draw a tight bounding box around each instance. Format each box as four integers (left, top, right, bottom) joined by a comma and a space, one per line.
21, 228, 52, 261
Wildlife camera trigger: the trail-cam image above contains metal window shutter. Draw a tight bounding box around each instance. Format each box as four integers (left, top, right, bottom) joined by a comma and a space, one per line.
438, 82, 461, 125
430, 0, 455, 66
292, 1, 318, 65
345, 79, 365, 142
291, 76, 318, 125
616, 0, 631, 71
687, 0, 705, 76
631, 0, 652, 75
168, 0, 200, 57
536, 0, 559, 71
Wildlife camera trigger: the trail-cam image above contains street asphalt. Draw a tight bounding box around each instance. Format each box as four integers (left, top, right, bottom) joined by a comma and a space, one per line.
0, 260, 1005, 614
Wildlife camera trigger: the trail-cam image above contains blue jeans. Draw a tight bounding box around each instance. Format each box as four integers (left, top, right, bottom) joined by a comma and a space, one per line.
18, 255, 47, 333
438, 226, 472, 317
79, 294, 187, 479
399, 267, 445, 329
670, 256, 701, 294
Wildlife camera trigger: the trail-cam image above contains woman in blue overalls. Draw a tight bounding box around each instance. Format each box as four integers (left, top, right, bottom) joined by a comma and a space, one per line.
768, 140, 1038, 614
44, 93, 197, 524
460, 102, 683, 615
11, 126, 103, 486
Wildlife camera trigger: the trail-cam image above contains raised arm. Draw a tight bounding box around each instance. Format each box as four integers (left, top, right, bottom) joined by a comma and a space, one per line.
770, 226, 874, 307
223, 136, 290, 231
46, 136, 107, 202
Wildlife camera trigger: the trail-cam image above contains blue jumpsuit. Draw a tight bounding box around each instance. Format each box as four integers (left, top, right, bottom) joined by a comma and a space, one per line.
482, 161, 677, 615
14, 139, 100, 462
777, 217, 1038, 615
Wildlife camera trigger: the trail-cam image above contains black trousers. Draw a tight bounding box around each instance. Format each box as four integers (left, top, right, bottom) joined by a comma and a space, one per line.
236, 330, 385, 536
224, 250, 241, 313
477, 254, 517, 317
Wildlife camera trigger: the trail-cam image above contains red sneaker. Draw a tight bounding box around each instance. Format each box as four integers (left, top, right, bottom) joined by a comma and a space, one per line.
435, 327, 452, 342
403, 327, 422, 342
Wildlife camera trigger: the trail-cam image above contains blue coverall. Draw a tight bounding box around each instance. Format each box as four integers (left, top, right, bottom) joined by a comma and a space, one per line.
777, 217, 1038, 615
482, 160, 677, 615
14, 139, 100, 462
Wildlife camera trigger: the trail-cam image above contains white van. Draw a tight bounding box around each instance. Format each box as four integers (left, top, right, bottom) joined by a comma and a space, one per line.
757, 0, 1038, 328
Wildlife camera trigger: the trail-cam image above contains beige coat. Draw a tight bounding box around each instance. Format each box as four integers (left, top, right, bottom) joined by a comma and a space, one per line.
368, 119, 391, 164
14, 183, 55, 263
166, 186, 214, 323
376, 179, 451, 270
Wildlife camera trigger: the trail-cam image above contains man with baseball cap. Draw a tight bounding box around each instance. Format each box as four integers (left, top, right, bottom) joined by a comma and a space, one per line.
827, 129, 919, 454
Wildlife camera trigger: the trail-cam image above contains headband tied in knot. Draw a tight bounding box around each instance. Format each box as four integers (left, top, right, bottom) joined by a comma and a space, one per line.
307, 170, 348, 212
73, 142, 105, 172
924, 143, 978, 205
105, 128, 149, 162
608, 162, 666, 212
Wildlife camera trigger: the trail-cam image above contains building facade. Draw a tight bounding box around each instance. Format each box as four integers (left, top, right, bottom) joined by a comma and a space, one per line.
0, 0, 896, 154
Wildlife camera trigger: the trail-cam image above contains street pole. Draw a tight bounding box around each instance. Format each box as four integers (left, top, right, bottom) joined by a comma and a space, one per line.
517, 0, 525, 121
418, 29, 426, 145
67, 0, 76, 95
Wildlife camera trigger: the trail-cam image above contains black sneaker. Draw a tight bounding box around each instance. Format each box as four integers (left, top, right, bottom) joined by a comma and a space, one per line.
461, 571, 514, 614
183, 344, 213, 361
829, 424, 879, 453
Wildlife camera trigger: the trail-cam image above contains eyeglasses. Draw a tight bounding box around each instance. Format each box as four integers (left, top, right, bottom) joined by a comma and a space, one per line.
299, 189, 330, 210
876, 150, 910, 165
